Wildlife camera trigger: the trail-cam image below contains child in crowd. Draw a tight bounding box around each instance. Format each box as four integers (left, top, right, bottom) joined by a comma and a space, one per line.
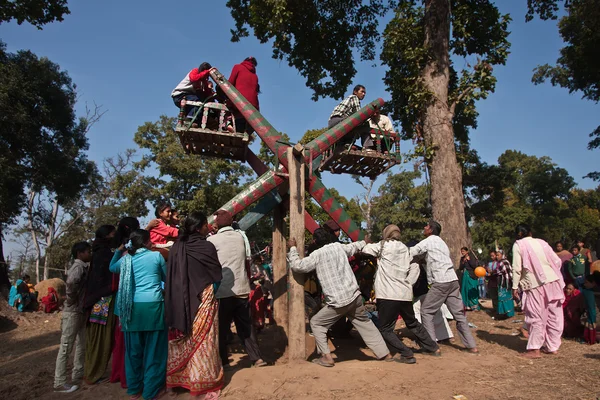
53, 241, 92, 393
569, 245, 586, 290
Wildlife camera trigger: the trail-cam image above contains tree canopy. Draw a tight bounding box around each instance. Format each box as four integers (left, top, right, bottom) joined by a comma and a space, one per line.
0, 0, 70, 29
528, 0, 600, 180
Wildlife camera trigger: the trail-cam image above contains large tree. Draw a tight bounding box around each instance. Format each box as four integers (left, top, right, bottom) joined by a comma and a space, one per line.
226, 0, 510, 264
0, 42, 96, 293
528, 0, 600, 180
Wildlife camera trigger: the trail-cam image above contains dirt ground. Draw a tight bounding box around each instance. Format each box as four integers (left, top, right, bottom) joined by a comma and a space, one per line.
0, 299, 598, 400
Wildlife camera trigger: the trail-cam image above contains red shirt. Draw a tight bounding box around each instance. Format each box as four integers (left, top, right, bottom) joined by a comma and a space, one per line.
150, 220, 179, 245
229, 61, 259, 110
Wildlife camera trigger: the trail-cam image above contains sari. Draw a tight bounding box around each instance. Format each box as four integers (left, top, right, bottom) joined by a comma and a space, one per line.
459, 254, 480, 310
582, 288, 597, 345
495, 257, 515, 318
167, 285, 223, 396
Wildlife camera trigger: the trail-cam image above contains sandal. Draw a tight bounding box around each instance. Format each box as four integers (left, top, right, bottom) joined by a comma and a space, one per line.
252, 359, 268, 368
311, 358, 334, 368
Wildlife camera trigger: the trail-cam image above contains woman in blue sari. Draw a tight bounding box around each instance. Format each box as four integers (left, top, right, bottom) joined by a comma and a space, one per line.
9, 275, 35, 312
110, 229, 167, 400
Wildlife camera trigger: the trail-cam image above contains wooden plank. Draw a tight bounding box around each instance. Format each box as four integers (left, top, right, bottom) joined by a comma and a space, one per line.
272, 202, 289, 349
287, 147, 306, 361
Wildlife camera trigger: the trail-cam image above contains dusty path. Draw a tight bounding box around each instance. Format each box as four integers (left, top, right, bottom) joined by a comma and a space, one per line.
1, 300, 598, 400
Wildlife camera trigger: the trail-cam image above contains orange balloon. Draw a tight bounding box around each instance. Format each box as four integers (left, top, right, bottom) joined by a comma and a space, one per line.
474, 266, 487, 278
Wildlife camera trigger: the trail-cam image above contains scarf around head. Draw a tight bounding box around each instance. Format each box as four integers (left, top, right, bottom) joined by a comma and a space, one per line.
379, 224, 401, 255
382, 224, 401, 241
116, 248, 148, 329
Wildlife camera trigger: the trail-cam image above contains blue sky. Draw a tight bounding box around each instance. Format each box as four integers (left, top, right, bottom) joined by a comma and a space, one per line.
1, 1, 598, 255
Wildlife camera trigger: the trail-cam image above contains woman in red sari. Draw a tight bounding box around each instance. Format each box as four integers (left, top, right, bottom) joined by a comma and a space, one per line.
165, 211, 223, 399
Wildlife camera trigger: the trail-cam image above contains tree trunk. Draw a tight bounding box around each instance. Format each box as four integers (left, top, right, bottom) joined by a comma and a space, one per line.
0, 226, 11, 299
27, 191, 42, 283
422, 0, 469, 266
43, 198, 59, 280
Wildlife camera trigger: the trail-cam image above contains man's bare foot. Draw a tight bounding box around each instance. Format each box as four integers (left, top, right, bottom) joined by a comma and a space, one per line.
465, 348, 480, 355
541, 347, 558, 355
520, 350, 541, 359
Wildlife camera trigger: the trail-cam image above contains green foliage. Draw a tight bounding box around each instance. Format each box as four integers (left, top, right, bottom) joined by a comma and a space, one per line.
0, 41, 96, 226
467, 150, 586, 252
299, 127, 327, 145
227, 0, 391, 100
528, 0, 599, 179
134, 116, 253, 215
0, 0, 70, 29
370, 170, 431, 243
381, 0, 510, 143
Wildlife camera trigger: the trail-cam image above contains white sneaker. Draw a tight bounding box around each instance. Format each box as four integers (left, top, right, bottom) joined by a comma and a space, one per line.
54, 384, 79, 393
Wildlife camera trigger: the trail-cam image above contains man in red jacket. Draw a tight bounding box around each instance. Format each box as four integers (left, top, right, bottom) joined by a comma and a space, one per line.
229, 57, 260, 133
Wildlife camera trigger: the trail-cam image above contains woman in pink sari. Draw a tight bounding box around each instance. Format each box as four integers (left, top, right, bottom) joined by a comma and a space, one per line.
511, 224, 565, 359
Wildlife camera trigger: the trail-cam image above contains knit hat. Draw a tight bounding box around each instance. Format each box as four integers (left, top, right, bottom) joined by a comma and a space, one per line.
214, 209, 233, 228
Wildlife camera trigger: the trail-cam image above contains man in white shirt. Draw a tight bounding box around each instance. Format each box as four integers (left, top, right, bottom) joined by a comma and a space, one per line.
368, 105, 395, 152
287, 229, 399, 367
208, 210, 266, 368
362, 224, 439, 362
409, 220, 479, 355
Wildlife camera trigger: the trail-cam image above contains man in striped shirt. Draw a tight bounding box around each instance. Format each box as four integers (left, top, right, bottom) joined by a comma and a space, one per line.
409, 220, 479, 355
328, 85, 372, 150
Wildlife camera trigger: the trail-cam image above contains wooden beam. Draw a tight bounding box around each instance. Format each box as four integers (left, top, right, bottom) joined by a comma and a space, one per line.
271, 202, 288, 342
287, 147, 306, 361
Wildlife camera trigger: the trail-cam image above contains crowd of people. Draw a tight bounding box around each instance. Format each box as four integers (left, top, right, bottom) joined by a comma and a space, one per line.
46, 207, 272, 399
6, 201, 598, 398
458, 233, 599, 355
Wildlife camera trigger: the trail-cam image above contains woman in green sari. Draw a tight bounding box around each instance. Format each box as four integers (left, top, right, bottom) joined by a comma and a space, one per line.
459, 247, 480, 311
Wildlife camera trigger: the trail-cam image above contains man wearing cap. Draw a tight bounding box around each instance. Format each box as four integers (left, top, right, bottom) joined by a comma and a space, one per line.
229, 57, 260, 133
208, 209, 267, 368
409, 220, 479, 355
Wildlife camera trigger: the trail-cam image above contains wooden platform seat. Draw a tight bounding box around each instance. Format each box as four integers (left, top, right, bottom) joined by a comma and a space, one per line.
175, 100, 249, 161
319, 148, 400, 179
318, 128, 401, 179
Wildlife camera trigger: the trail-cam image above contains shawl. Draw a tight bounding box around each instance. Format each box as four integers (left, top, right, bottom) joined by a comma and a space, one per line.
165, 233, 222, 335
84, 238, 115, 309
495, 257, 513, 289
116, 248, 148, 329
380, 224, 401, 255
516, 237, 564, 287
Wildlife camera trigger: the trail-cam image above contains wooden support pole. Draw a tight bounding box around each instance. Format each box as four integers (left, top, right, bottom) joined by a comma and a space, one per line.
272, 202, 288, 340
287, 146, 306, 361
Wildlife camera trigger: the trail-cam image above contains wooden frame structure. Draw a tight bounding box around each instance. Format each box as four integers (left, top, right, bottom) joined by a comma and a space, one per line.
175, 67, 398, 361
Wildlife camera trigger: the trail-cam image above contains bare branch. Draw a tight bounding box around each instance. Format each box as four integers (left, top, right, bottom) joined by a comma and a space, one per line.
81, 101, 108, 135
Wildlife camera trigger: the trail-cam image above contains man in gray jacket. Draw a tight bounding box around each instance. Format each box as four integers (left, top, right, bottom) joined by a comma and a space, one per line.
54, 241, 91, 393
208, 210, 266, 368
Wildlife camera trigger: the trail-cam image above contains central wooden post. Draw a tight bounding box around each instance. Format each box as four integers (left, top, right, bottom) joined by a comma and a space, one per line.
287, 145, 306, 361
